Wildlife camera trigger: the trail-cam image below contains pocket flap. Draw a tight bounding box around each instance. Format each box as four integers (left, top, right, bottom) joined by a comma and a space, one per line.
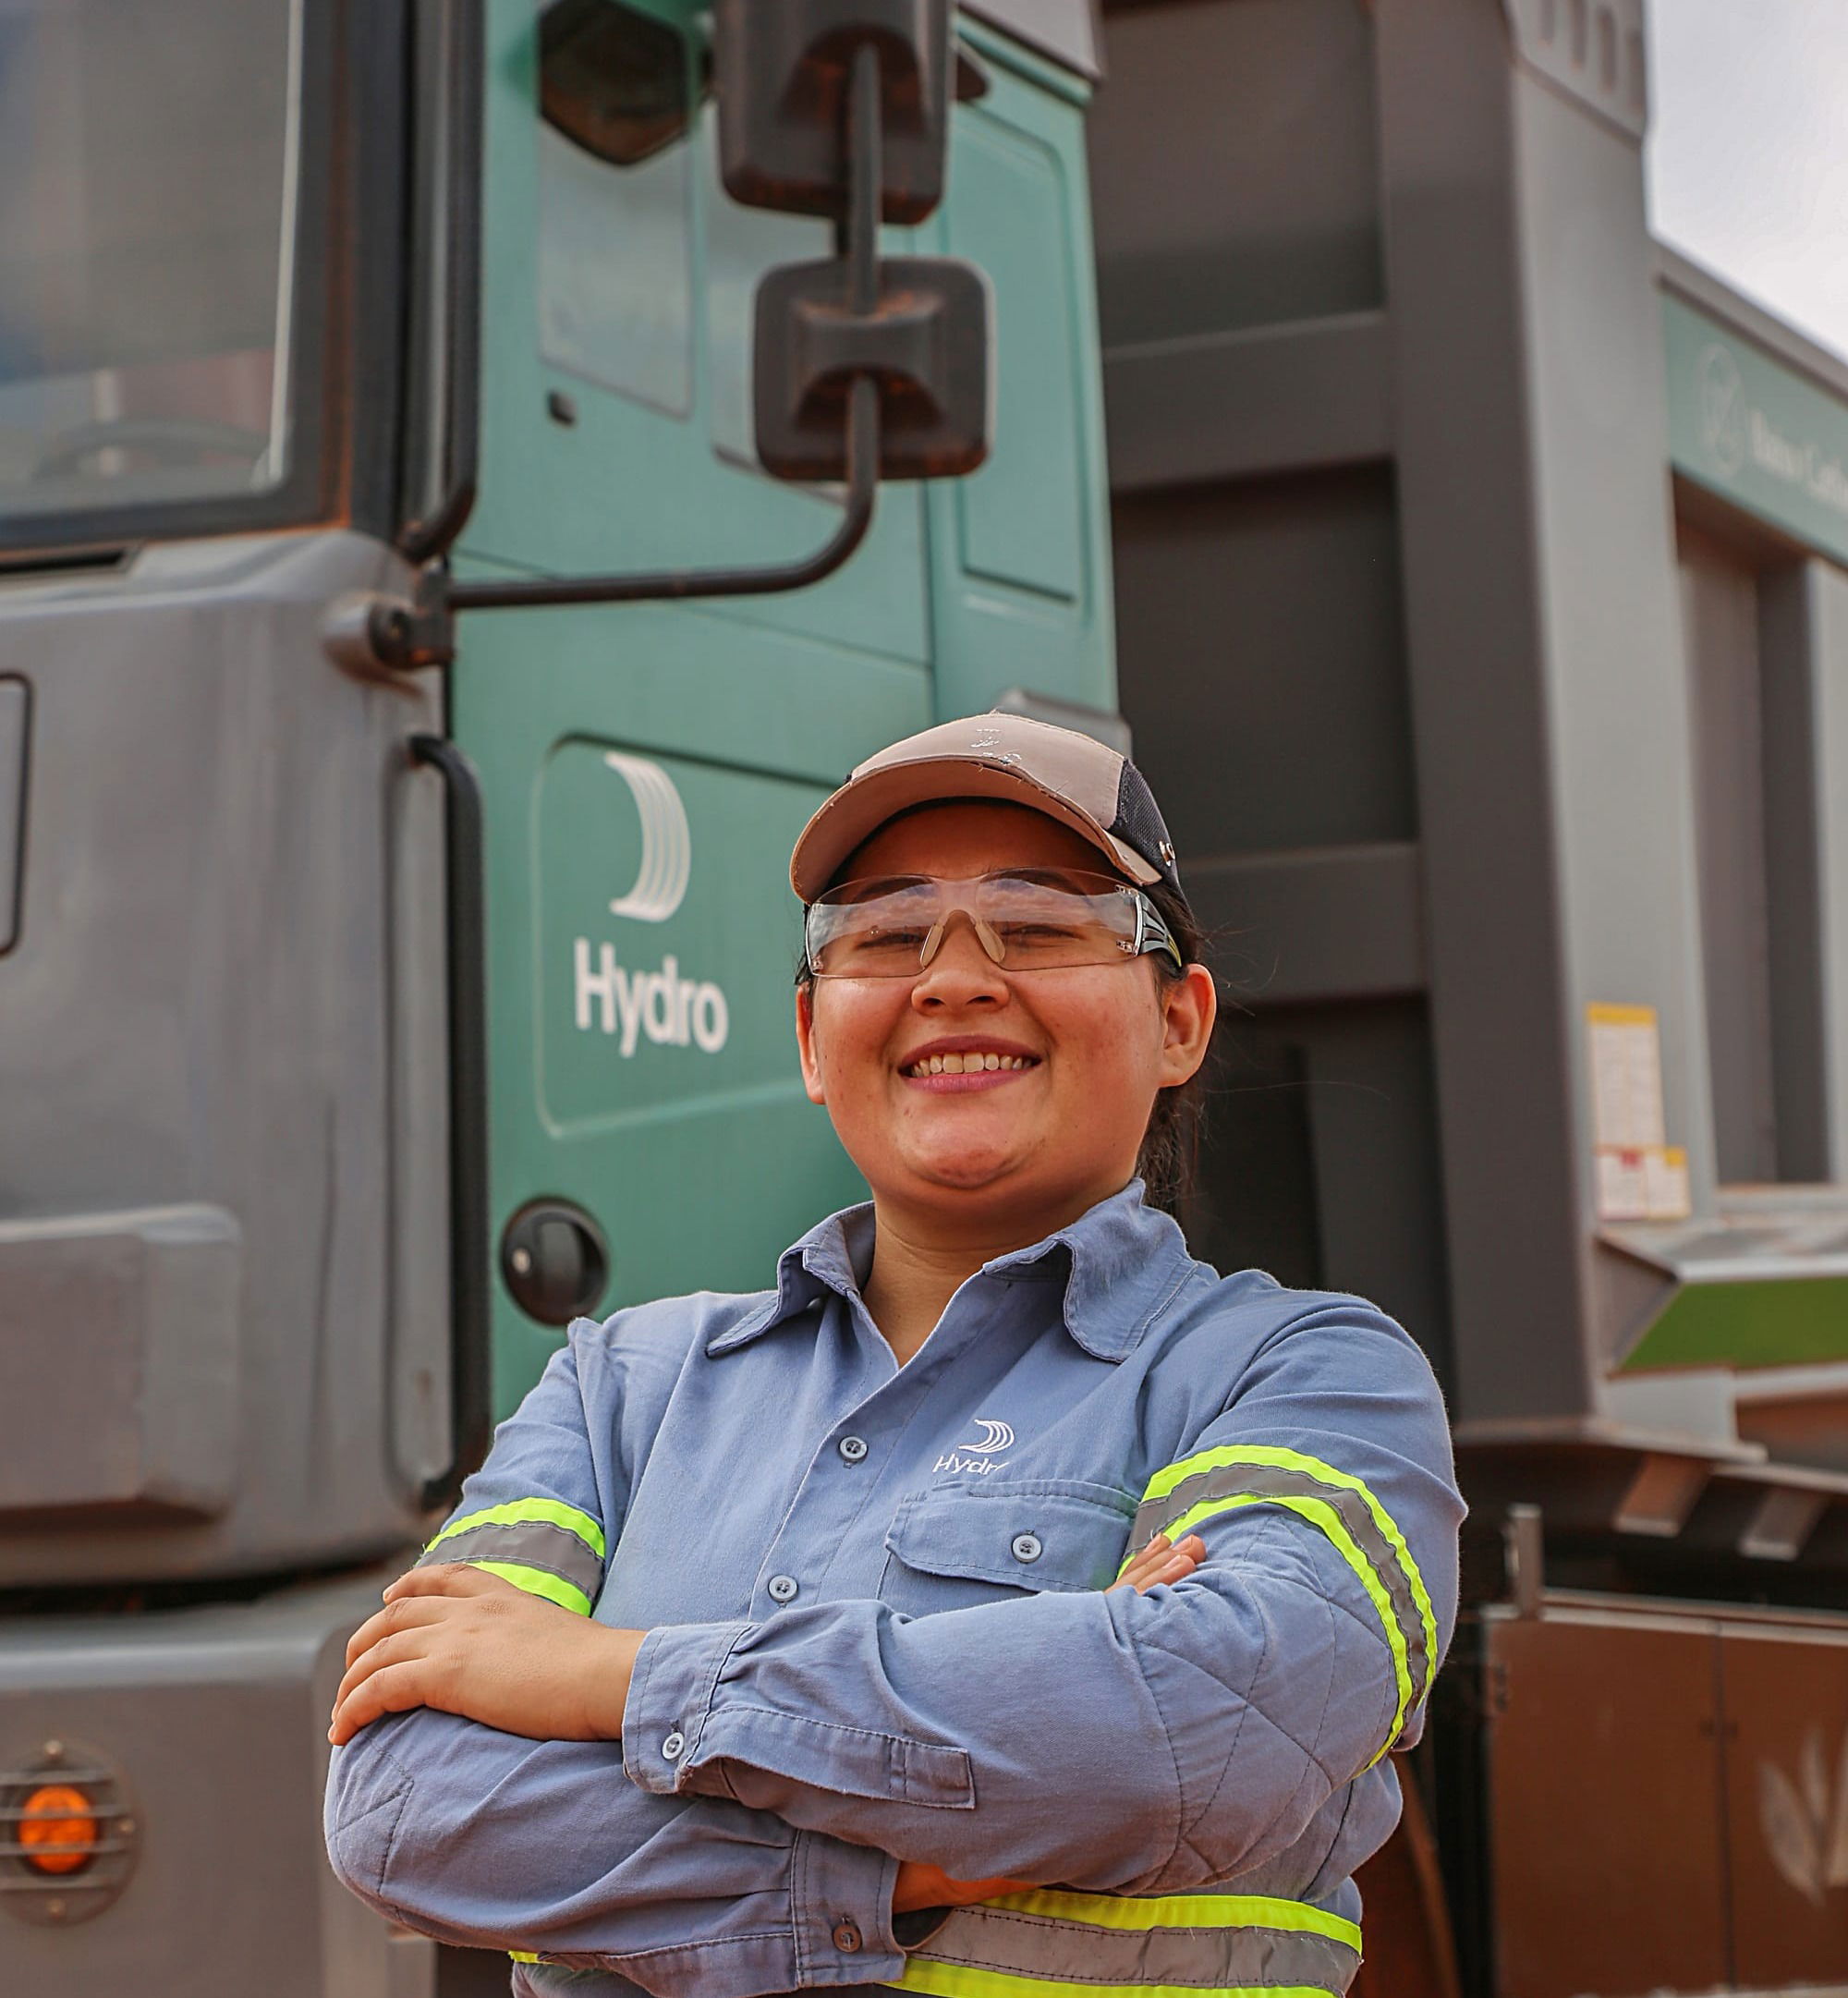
886, 1479, 1135, 1593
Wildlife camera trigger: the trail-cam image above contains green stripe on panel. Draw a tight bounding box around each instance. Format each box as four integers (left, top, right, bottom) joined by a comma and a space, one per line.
1619, 1275, 1848, 1372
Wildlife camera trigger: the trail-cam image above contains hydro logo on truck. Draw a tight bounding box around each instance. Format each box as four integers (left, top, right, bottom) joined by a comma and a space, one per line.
539, 738, 825, 1135
573, 752, 729, 1056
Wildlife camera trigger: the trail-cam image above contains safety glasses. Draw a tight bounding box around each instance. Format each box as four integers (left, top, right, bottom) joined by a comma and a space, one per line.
805, 868, 1184, 980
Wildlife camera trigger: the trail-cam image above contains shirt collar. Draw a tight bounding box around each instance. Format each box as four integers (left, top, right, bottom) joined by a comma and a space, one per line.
705, 1181, 1195, 1363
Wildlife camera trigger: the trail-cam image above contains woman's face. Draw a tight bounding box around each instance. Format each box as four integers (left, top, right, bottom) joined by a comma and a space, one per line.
796, 801, 1216, 1236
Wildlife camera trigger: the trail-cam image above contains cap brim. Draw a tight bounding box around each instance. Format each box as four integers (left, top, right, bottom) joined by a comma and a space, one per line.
790, 756, 1161, 901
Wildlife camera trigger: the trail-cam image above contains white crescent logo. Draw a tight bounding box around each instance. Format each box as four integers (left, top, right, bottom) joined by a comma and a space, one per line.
964, 1419, 1014, 1454
603, 750, 691, 923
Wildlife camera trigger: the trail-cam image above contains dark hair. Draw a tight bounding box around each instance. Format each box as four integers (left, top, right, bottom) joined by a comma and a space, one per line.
795, 871, 1213, 1215
1135, 875, 1210, 1213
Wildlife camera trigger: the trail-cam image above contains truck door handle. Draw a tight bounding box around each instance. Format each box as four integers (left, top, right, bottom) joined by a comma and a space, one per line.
410, 734, 492, 1510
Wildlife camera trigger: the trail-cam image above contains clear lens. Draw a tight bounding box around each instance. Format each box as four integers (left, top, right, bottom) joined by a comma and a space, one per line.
807, 870, 1177, 978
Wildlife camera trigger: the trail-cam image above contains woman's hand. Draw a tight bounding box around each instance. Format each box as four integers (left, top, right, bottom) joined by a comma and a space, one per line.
889, 1532, 1206, 1916
328, 1564, 644, 1748
894, 1859, 1034, 1913
1107, 1529, 1206, 1594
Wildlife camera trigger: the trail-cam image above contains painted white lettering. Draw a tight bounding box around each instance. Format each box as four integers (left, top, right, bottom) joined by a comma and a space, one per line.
691, 981, 729, 1053
574, 937, 731, 1057
575, 937, 617, 1034
642, 957, 680, 1044
613, 963, 645, 1057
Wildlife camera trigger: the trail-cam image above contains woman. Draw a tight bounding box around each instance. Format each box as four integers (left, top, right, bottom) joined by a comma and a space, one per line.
325, 712, 1463, 1998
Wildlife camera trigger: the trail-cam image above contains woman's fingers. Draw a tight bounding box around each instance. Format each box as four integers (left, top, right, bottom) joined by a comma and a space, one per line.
383, 1561, 512, 1604
1107, 1532, 1172, 1592
330, 1659, 439, 1747
334, 1618, 456, 1713
1108, 1531, 1207, 1593
345, 1592, 462, 1669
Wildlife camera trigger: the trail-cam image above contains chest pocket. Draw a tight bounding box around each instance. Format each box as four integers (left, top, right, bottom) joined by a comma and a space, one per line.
881, 1478, 1136, 1616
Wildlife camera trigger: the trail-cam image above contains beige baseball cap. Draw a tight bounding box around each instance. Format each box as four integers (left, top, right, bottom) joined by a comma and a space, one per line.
790, 711, 1180, 902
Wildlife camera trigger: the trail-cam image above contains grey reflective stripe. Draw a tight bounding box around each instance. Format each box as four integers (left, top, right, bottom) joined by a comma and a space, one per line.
417, 1518, 605, 1602
1133, 1462, 1430, 1702
910, 1902, 1360, 1994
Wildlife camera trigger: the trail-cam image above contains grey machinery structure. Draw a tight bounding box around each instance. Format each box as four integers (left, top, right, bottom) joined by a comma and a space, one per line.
1088, 1, 1848, 1993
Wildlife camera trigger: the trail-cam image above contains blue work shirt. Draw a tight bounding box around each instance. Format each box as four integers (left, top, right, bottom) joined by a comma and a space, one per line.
325, 1182, 1463, 1998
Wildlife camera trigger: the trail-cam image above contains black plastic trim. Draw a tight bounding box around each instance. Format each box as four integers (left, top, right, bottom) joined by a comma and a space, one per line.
410, 734, 492, 1511
397, 0, 483, 564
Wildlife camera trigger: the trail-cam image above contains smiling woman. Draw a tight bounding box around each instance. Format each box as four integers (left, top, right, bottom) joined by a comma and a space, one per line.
323, 710, 1464, 1998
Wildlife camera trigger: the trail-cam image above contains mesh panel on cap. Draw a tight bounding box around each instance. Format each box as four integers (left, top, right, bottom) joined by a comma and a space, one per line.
1112, 760, 1178, 885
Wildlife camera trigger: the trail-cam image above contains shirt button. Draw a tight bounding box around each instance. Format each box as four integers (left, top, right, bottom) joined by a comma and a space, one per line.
1011, 1532, 1043, 1565
838, 1435, 869, 1463
768, 1574, 799, 1603
662, 1730, 686, 1761
832, 1920, 862, 1954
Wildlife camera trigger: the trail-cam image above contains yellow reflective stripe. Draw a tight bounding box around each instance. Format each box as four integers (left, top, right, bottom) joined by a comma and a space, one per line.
427, 1496, 606, 1561
1157, 1491, 1409, 1766
463, 1560, 593, 1615
509, 1952, 540, 1964
1140, 1445, 1438, 1685
893, 1965, 1339, 1998
980, 1889, 1360, 1953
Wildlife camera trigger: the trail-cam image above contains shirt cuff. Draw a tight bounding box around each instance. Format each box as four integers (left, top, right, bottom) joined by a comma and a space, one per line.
622, 1619, 750, 1796
790, 1829, 907, 1987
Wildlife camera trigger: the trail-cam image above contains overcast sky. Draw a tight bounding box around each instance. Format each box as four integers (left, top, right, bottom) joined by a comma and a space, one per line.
1646, 0, 1848, 360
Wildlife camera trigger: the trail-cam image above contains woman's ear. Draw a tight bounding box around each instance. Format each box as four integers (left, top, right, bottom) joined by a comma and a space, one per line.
1157, 963, 1217, 1089
795, 984, 827, 1104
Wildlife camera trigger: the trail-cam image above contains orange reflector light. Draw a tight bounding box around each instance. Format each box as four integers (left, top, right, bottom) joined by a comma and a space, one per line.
18, 1784, 98, 1875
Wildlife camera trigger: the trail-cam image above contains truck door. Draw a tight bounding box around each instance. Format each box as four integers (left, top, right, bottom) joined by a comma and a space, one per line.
456, 0, 1115, 1410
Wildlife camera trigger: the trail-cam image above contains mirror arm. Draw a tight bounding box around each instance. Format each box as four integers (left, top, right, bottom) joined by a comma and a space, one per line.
344, 43, 884, 674
448, 374, 877, 612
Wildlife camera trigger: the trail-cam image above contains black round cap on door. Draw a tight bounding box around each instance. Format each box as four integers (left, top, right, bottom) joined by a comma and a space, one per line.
501, 1200, 610, 1326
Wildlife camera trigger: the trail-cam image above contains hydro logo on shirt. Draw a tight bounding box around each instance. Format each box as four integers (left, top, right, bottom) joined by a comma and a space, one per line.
934, 1418, 1015, 1476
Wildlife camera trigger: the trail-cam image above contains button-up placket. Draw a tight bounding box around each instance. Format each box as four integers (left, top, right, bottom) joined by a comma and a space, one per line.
746, 1273, 1051, 1614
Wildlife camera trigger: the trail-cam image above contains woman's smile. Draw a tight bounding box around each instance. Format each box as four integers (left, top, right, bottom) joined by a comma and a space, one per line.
898, 1035, 1041, 1090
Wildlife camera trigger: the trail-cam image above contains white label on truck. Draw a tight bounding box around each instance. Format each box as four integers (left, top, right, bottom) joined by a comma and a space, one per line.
1587, 1004, 1689, 1221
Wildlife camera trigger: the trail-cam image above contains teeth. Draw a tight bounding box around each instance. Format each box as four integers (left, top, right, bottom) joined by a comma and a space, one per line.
906, 1053, 1032, 1077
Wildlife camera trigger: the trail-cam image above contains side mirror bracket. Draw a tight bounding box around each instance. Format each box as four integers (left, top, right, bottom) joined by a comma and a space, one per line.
341, 4, 988, 674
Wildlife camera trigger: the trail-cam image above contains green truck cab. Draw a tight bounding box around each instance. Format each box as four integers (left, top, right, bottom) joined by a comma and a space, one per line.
0, 6, 1110, 1992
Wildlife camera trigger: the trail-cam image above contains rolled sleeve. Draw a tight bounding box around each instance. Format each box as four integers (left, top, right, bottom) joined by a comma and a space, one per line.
325, 1709, 904, 1993
626, 1618, 975, 1814
622, 1618, 751, 1795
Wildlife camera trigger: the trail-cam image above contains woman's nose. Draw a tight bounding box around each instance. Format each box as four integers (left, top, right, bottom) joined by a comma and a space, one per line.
911, 916, 1008, 1008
